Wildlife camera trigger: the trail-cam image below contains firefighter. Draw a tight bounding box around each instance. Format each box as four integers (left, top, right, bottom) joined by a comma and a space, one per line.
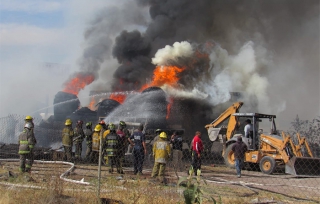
62, 119, 74, 162
116, 121, 130, 174
151, 132, 171, 183
128, 124, 147, 175
74, 120, 85, 162
103, 123, 121, 173
92, 124, 102, 163
84, 122, 93, 163
18, 122, 37, 173
24, 115, 34, 128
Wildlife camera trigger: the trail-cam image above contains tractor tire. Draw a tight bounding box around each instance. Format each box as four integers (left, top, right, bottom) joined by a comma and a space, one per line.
259, 156, 276, 174
224, 144, 235, 168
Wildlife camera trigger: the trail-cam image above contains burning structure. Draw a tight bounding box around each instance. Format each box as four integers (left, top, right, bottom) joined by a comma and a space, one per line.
50, 0, 317, 140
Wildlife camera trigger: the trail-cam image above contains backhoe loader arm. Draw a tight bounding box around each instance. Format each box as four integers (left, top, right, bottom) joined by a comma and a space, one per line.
296, 133, 314, 157
205, 102, 243, 141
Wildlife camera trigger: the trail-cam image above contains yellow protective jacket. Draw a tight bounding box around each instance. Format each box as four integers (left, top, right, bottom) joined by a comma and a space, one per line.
153, 138, 171, 164
62, 126, 74, 146
103, 129, 110, 139
92, 131, 101, 152
18, 130, 30, 155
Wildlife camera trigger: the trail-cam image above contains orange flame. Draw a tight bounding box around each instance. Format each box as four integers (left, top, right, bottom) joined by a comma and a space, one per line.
63, 74, 94, 95
109, 93, 126, 104
88, 97, 96, 110
141, 65, 184, 91
166, 97, 173, 119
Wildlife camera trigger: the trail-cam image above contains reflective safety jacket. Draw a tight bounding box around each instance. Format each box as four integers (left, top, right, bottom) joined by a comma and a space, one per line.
28, 128, 37, 149
84, 129, 93, 145
92, 131, 101, 152
62, 126, 74, 146
153, 138, 171, 164
18, 128, 36, 154
103, 131, 119, 157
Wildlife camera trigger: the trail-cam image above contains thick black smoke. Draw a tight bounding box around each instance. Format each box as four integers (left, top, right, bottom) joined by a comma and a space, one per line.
109, 0, 318, 91
64, 1, 148, 89
74, 0, 319, 128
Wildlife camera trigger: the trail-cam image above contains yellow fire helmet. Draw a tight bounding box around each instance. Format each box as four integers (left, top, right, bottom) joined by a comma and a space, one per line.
65, 119, 72, 125
160, 132, 167, 139
94, 124, 102, 132
25, 115, 33, 120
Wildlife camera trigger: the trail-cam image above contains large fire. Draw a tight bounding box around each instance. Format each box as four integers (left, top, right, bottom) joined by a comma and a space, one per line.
140, 65, 185, 91
63, 73, 94, 95
141, 65, 184, 119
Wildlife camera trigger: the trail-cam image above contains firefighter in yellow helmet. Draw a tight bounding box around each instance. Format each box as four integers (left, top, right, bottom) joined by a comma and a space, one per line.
24, 115, 35, 133
151, 132, 171, 183
91, 124, 102, 163
62, 119, 74, 162
18, 122, 37, 173
24, 115, 34, 125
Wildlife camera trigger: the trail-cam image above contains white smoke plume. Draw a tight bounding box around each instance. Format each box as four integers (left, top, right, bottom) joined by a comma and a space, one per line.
203, 41, 270, 111
152, 41, 194, 66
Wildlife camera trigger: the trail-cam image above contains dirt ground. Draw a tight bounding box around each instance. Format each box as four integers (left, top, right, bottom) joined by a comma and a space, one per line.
0, 159, 319, 204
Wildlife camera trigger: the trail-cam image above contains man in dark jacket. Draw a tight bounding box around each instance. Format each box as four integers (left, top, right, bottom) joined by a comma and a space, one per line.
171, 131, 184, 172
128, 124, 147, 175
232, 136, 248, 178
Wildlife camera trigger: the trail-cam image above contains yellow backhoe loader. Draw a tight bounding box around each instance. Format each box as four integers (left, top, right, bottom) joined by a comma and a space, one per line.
205, 102, 320, 176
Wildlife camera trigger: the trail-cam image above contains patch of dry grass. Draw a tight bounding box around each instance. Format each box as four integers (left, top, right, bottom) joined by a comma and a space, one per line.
0, 161, 319, 204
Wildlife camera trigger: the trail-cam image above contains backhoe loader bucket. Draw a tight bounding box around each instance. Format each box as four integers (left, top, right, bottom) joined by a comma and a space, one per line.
207, 127, 223, 142
285, 156, 320, 177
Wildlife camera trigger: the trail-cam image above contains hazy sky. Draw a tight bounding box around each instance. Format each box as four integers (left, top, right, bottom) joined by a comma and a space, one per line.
0, 0, 111, 117
0, 0, 319, 130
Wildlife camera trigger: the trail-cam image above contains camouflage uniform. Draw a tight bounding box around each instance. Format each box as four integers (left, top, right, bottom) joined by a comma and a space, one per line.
74, 123, 85, 161
84, 124, 93, 162
116, 127, 129, 173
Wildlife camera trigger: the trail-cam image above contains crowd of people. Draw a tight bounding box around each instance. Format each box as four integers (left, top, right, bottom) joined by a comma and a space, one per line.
18, 115, 249, 181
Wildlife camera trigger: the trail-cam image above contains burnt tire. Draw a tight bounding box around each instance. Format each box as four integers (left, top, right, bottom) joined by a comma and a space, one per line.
224, 144, 235, 168
259, 156, 276, 174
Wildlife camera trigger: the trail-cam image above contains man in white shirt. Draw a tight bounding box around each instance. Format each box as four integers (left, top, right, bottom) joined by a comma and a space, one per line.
244, 119, 253, 149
